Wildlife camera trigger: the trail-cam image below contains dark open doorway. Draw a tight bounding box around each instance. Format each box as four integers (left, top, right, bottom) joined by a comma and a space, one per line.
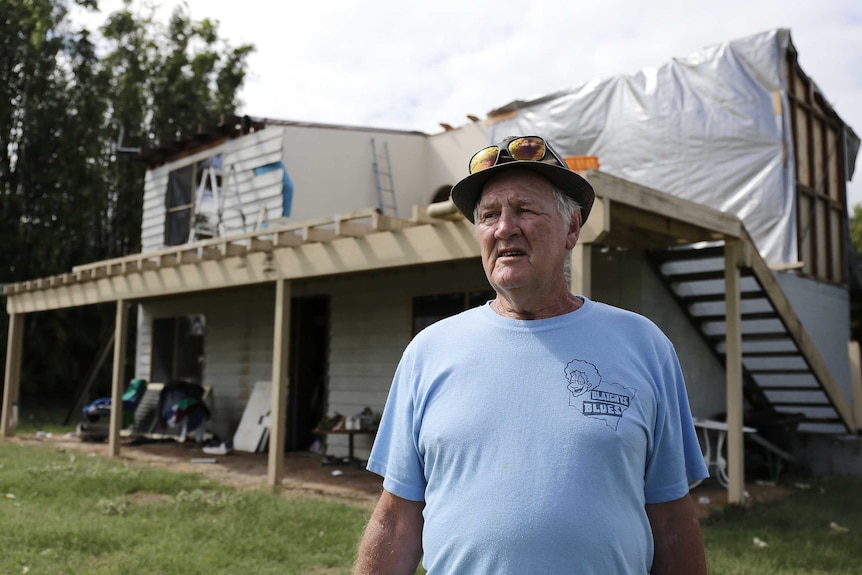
286, 296, 329, 451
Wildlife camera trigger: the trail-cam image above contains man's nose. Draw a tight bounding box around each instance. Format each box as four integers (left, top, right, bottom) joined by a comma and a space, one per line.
494, 209, 521, 239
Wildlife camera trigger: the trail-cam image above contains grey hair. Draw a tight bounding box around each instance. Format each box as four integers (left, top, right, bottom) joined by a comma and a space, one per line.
552, 187, 582, 230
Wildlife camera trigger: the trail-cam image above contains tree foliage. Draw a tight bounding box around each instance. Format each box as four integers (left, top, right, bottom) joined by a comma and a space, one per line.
850, 204, 862, 254
0, 0, 253, 398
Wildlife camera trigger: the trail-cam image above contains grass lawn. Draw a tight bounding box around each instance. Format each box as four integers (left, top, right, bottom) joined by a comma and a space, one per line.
1, 439, 860, 574
702, 474, 862, 575
0, 441, 369, 574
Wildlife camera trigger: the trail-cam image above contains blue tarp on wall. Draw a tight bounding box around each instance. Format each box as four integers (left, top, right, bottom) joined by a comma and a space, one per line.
253, 161, 294, 217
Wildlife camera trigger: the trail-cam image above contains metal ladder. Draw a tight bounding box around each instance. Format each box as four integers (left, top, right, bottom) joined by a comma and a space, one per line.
188, 163, 245, 242
371, 138, 398, 216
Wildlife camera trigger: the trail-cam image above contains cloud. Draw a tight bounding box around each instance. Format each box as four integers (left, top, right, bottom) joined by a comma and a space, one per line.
74, 0, 862, 204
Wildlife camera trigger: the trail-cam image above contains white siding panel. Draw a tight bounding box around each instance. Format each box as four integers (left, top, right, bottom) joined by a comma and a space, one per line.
226, 132, 283, 171
134, 304, 152, 381
134, 285, 277, 439
217, 167, 286, 232
141, 169, 168, 252
321, 261, 489, 458
131, 261, 488, 457
140, 130, 284, 252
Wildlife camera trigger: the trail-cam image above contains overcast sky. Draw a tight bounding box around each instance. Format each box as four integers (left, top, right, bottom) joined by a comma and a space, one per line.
74, 0, 862, 206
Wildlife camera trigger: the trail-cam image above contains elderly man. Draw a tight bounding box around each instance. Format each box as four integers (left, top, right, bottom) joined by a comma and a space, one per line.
355, 136, 708, 574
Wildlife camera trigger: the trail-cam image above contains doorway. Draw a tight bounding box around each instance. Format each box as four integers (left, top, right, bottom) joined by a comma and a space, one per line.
286, 296, 329, 451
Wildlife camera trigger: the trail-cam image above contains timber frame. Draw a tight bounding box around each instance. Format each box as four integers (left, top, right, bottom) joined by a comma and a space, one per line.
2, 171, 854, 503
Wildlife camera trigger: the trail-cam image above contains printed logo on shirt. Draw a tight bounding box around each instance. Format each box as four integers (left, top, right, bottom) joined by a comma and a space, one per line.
565, 359, 636, 431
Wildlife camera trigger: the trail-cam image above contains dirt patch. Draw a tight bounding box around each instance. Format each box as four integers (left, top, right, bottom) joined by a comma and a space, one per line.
128, 491, 173, 505
690, 480, 801, 519
10, 433, 802, 517
9, 433, 383, 507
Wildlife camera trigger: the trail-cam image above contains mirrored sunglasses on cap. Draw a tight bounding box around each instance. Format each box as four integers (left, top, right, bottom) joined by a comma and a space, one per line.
468, 136, 568, 175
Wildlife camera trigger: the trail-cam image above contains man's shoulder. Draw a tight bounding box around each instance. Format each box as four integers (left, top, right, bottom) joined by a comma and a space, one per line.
590, 300, 669, 338
414, 304, 488, 338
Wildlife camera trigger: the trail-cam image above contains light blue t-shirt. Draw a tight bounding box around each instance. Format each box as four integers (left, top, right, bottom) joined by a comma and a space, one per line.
367, 298, 708, 574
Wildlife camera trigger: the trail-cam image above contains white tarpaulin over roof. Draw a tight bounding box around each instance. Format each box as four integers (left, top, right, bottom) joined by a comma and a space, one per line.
486, 28, 858, 266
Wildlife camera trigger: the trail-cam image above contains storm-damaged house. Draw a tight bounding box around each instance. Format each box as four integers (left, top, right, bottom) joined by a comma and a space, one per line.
2, 28, 860, 501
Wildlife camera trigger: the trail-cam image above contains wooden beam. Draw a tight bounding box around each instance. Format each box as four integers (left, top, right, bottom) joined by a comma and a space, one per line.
268, 279, 291, 487
5, 219, 482, 314
202, 246, 221, 260
1, 313, 25, 437
250, 238, 274, 252
180, 250, 200, 264
274, 231, 302, 248
724, 239, 746, 504
410, 206, 442, 225
336, 219, 371, 237
159, 253, 179, 267
121, 261, 141, 274
610, 203, 720, 244
374, 211, 414, 230
108, 300, 129, 457
580, 196, 610, 244
303, 226, 337, 243
220, 242, 247, 257
589, 171, 743, 238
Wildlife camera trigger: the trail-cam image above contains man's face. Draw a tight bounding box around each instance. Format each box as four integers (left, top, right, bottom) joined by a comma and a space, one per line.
475, 170, 580, 294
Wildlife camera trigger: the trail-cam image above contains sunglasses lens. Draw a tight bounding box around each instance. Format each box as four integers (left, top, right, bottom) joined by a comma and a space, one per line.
469, 146, 501, 174
508, 137, 546, 161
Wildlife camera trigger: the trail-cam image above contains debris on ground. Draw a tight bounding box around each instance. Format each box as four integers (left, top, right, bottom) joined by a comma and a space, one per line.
829, 521, 849, 533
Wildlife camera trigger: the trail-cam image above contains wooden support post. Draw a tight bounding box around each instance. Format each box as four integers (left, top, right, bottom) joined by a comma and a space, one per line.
108, 300, 129, 457
570, 243, 592, 299
1, 313, 25, 437
724, 239, 746, 504
268, 279, 291, 487
849, 341, 862, 432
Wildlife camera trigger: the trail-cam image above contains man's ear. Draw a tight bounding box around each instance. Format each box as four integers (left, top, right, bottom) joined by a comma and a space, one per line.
565, 210, 582, 250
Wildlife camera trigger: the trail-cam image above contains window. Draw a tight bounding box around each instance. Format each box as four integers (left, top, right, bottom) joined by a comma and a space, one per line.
151, 315, 206, 383
164, 155, 223, 245
412, 290, 495, 336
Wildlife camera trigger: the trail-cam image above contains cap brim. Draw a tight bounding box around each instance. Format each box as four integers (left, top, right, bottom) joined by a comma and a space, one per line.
449, 161, 595, 224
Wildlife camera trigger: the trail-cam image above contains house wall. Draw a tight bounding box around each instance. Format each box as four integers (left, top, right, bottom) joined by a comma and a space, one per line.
776, 272, 852, 403
132, 247, 728, 456
591, 248, 727, 419
141, 128, 285, 252
279, 126, 430, 220
301, 259, 489, 458
135, 285, 277, 439
140, 124, 473, 255
424, 122, 489, 196
133, 258, 489, 455
133, 242, 846, 457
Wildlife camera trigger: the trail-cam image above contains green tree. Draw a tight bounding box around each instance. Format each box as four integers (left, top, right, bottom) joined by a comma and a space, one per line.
850, 204, 862, 254
0, 0, 253, 401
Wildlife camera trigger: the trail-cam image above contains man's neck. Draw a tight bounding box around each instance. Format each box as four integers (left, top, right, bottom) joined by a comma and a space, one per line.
491, 291, 583, 320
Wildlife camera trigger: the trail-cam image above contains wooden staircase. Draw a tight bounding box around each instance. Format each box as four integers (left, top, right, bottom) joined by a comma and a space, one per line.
647, 236, 854, 435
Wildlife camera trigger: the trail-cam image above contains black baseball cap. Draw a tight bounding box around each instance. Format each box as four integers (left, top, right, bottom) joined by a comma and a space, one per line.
449, 135, 595, 224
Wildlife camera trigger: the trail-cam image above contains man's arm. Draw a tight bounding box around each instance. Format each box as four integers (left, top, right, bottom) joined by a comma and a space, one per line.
354, 489, 424, 575
646, 494, 707, 575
